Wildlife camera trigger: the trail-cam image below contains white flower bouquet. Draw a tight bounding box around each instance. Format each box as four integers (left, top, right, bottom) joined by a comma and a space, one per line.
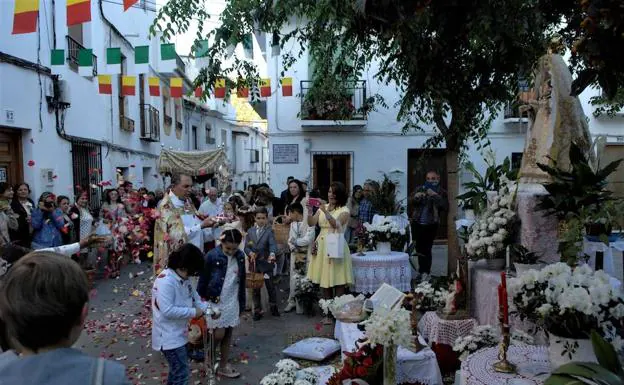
361, 306, 414, 349
363, 218, 406, 245
413, 281, 449, 312
319, 294, 367, 322
466, 176, 517, 259
294, 274, 317, 315
452, 325, 535, 361
508, 263, 624, 350
260, 359, 318, 385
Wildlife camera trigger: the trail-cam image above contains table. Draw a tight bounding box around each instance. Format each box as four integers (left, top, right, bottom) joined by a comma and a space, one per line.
351, 251, 411, 294
334, 320, 443, 385
418, 311, 478, 346
460, 345, 551, 385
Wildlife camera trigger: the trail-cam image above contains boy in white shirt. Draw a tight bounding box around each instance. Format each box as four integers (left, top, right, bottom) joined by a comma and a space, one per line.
284, 202, 315, 312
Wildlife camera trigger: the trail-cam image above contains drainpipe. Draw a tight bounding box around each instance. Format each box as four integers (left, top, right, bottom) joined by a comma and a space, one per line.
51, 0, 56, 48
98, 0, 134, 50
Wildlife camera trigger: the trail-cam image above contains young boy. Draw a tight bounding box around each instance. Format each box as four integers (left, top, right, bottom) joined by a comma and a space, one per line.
284, 203, 315, 312
244, 207, 279, 320
0, 251, 130, 385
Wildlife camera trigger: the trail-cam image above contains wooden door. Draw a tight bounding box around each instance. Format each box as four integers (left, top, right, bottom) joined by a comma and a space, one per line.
312, 154, 351, 199
0, 129, 23, 186
407, 148, 448, 239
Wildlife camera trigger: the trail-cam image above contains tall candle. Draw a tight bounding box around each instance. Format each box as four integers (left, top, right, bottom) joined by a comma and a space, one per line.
500, 271, 507, 290
502, 287, 509, 324
498, 284, 504, 314
506, 245, 510, 270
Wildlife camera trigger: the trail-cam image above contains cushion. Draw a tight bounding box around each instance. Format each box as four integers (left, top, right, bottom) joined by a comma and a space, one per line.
282, 337, 341, 361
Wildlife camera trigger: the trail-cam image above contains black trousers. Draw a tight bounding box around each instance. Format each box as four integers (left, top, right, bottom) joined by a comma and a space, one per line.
253, 271, 277, 311
411, 222, 439, 274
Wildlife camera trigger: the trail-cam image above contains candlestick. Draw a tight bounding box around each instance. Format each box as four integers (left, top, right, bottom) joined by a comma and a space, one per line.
493, 320, 516, 373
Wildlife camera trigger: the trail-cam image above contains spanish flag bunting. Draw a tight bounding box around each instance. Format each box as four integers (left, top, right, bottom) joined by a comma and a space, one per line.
281, 77, 293, 97
237, 86, 249, 99
148, 77, 160, 97
260, 78, 271, 97
121, 76, 136, 96
12, 0, 39, 35
170, 77, 183, 98
98, 75, 112, 95
67, 0, 91, 26
123, 0, 138, 11
194, 87, 203, 98
214, 78, 226, 99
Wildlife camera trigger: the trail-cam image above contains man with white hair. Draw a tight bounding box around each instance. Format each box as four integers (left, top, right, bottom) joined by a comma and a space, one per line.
198, 187, 223, 251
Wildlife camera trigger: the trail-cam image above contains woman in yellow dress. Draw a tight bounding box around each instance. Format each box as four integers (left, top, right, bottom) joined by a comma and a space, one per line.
306, 182, 353, 316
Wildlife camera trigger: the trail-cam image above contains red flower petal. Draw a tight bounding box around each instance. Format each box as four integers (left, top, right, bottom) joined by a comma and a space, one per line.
27, 160, 35, 167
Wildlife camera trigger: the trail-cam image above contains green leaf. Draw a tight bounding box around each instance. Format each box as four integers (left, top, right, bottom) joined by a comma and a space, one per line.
591, 331, 624, 377
544, 374, 588, 385
552, 363, 623, 385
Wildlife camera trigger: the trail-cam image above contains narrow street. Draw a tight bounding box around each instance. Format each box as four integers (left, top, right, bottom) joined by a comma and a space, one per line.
75, 263, 334, 385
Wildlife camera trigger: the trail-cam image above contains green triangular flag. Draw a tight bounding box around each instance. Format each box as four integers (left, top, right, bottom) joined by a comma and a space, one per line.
78, 48, 94, 77
106, 48, 121, 74
134, 45, 149, 74
50, 49, 65, 75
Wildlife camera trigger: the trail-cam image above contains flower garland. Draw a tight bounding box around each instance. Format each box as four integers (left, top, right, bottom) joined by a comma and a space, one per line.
508, 262, 624, 350
466, 176, 517, 259
452, 325, 535, 361
259, 359, 318, 385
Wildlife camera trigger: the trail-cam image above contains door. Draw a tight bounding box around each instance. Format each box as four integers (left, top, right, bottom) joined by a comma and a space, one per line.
0, 129, 23, 186
312, 153, 351, 199
407, 148, 448, 239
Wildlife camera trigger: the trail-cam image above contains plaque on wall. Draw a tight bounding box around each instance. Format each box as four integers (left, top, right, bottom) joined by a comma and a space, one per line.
272, 144, 299, 164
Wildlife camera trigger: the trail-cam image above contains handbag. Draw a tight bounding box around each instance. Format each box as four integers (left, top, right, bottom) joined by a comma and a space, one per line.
325, 221, 345, 259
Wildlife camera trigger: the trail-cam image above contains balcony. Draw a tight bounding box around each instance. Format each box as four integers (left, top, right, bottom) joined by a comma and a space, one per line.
140, 104, 160, 142
206, 137, 216, 145
120, 115, 135, 132
175, 54, 186, 74
66, 35, 97, 76
176, 121, 183, 131
164, 114, 172, 126
503, 103, 529, 124
300, 80, 369, 130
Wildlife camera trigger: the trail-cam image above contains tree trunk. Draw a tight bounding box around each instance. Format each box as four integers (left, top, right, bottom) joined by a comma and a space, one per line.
446, 150, 461, 275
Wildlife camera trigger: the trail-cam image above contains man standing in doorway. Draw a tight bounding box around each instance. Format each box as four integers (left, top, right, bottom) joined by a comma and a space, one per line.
153, 174, 215, 274
409, 170, 448, 282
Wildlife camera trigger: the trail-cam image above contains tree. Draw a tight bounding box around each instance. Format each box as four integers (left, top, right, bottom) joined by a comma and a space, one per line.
153, 0, 561, 273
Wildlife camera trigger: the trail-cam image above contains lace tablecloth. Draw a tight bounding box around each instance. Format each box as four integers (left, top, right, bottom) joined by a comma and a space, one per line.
334, 320, 443, 385
460, 345, 551, 385
418, 311, 478, 346
469, 261, 504, 326
351, 251, 412, 294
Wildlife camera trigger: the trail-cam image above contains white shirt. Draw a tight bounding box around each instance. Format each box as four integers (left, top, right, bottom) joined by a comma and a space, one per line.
169, 192, 204, 249
151, 268, 208, 351
288, 221, 315, 251
198, 198, 221, 242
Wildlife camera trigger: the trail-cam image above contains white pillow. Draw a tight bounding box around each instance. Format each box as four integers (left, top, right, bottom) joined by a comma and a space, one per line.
283, 337, 341, 361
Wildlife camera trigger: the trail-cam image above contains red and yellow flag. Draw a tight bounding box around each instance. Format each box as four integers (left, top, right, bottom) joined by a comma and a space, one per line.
281, 77, 293, 97
214, 78, 226, 99
194, 87, 203, 98
67, 0, 91, 26
260, 79, 271, 97
98, 75, 112, 94
148, 77, 160, 97
12, 0, 39, 34
121, 76, 136, 96
123, 0, 138, 11
237, 86, 249, 99
170, 77, 183, 98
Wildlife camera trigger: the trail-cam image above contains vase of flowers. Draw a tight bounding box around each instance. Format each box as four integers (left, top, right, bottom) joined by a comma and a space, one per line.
466, 176, 517, 268
364, 217, 406, 255
293, 274, 317, 316
508, 263, 624, 369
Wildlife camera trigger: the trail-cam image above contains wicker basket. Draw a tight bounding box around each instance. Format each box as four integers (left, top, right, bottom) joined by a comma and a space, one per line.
272, 215, 290, 246
246, 262, 265, 289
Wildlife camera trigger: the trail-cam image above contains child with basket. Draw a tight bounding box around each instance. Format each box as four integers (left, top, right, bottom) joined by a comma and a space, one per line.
196, 228, 246, 379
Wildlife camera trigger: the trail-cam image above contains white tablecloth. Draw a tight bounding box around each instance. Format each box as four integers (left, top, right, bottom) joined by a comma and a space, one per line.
583, 239, 624, 278
334, 320, 443, 385
460, 345, 551, 385
351, 251, 412, 294
418, 311, 478, 346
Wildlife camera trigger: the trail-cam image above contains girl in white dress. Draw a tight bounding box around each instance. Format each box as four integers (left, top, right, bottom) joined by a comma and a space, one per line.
196, 228, 246, 379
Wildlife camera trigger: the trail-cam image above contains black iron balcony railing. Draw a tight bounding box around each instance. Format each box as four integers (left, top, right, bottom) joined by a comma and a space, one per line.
504, 103, 529, 120
176, 121, 183, 131
164, 114, 172, 126
140, 104, 160, 142
206, 137, 216, 145
176, 54, 186, 73
120, 115, 135, 132
66, 35, 97, 76
300, 80, 368, 120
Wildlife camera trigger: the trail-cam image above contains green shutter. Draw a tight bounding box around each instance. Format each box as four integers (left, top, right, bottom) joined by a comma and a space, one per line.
51, 49, 65, 66
106, 48, 121, 65
135, 45, 149, 64
160, 43, 176, 61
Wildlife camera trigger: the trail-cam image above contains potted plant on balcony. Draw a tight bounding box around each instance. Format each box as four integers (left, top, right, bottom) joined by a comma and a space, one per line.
301, 78, 356, 120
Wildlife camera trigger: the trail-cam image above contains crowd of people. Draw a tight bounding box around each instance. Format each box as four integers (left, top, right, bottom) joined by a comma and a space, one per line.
0, 170, 448, 385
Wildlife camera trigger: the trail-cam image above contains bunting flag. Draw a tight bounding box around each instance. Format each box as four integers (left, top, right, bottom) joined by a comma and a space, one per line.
195, 39, 209, 58
214, 78, 226, 98
98, 75, 112, 94
78, 48, 94, 76
159, 43, 176, 73
67, 0, 91, 26
170, 77, 183, 98
237, 86, 249, 99
194, 87, 203, 98
260, 78, 271, 97
281, 77, 293, 97
12, 0, 39, 34
50, 49, 65, 74
106, 48, 121, 74
121, 76, 136, 96
134, 45, 149, 74
123, 0, 138, 11
148, 77, 160, 97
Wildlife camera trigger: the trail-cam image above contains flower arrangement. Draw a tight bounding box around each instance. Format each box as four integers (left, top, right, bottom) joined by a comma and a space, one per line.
361, 307, 414, 349
413, 281, 449, 312
466, 176, 517, 259
260, 359, 318, 385
363, 218, 406, 247
293, 274, 317, 315
327, 339, 383, 385
319, 294, 367, 322
452, 325, 535, 361
508, 263, 624, 350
